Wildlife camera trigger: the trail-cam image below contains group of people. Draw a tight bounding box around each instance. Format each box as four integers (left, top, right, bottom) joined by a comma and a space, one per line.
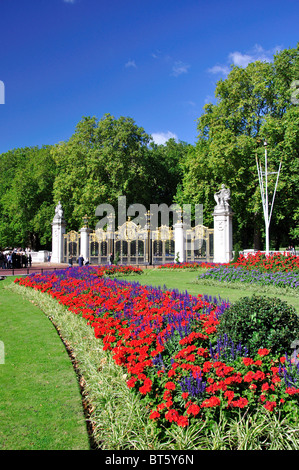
0, 249, 32, 269
68, 253, 114, 267
68, 254, 89, 267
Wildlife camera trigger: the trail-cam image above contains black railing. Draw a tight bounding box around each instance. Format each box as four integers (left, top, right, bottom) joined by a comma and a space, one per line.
0, 266, 69, 277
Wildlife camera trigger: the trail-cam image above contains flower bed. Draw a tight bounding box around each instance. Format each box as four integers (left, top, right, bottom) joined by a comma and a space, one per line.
15, 265, 299, 428
231, 252, 299, 273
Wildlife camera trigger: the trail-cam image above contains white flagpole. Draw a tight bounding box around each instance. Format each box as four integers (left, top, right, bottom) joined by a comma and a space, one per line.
256, 141, 282, 256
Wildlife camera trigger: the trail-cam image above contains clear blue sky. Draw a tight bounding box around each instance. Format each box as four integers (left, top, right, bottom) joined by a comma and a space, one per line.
0, 0, 298, 153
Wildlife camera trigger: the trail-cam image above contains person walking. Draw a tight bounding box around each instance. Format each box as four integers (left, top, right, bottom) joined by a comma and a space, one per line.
77, 254, 84, 267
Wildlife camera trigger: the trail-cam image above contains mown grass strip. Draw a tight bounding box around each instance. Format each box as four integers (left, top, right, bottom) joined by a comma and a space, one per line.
0, 276, 90, 450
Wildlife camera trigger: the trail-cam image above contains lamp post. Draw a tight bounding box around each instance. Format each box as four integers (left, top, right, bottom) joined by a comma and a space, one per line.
256, 140, 282, 256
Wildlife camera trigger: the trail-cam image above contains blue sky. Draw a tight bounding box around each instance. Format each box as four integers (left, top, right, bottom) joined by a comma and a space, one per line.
0, 0, 298, 153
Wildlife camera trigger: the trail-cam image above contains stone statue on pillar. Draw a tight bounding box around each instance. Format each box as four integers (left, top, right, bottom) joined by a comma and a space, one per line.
213, 184, 234, 263
51, 201, 66, 263
53, 201, 65, 222
214, 184, 231, 209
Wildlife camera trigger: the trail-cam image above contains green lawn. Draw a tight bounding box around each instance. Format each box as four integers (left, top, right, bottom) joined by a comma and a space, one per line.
116, 267, 299, 312
0, 276, 90, 450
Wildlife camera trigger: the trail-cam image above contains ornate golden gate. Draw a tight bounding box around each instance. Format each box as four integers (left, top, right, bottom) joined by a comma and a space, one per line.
63, 230, 80, 264
62, 220, 213, 266
114, 219, 148, 265
186, 224, 213, 263
89, 228, 110, 265
151, 225, 174, 264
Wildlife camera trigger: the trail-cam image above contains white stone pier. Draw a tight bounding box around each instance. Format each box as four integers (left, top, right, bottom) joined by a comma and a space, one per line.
174, 221, 187, 263
213, 185, 234, 263
51, 201, 66, 263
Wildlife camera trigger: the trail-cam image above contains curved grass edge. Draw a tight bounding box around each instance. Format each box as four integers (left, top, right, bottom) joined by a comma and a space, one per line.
0, 278, 90, 450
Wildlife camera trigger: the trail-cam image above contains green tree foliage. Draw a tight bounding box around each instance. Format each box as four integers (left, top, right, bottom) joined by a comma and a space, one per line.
1, 44, 297, 251
146, 138, 190, 207
52, 114, 152, 230
52, 114, 187, 230
176, 44, 299, 249
0, 114, 187, 249
0, 146, 56, 250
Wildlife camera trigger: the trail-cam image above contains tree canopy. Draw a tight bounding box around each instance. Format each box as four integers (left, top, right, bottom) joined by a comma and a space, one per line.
0, 115, 188, 249
175, 44, 299, 249
0, 146, 56, 250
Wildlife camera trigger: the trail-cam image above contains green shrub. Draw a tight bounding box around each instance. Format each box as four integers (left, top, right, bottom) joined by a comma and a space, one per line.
217, 294, 299, 357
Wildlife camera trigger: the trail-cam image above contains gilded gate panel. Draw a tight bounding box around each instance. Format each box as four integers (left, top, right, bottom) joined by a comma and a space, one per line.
114, 219, 148, 265
63, 230, 81, 264
186, 225, 214, 262
151, 225, 174, 265
89, 228, 109, 265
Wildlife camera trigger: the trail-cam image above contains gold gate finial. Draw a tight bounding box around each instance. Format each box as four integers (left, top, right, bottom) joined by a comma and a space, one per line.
82, 214, 90, 228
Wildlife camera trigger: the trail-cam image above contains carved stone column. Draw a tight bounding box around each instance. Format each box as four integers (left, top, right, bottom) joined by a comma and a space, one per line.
213, 185, 234, 263
51, 201, 66, 263
174, 221, 187, 263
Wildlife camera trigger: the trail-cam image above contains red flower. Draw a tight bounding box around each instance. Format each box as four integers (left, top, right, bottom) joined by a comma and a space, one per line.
149, 410, 160, 419
257, 348, 270, 357
177, 415, 189, 427
244, 371, 255, 382
127, 377, 137, 388
254, 370, 265, 381
165, 409, 179, 423
157, 402, 166, 411
165, 381, 176, 390
201, 396, 221, 408
224, 390, 235, 403
139, 378, 152, 395
186, 403, 200, 416
231, 397, 248, 408
263, 400, 277, 412
243, 357, 255, 366
285, 387, 299, 395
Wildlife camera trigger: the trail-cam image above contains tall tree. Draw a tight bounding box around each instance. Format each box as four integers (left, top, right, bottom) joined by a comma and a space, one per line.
52, 114, 187, 230
52, 114, 152, 230
0, 146, 56, 249
176, 44, 299, 249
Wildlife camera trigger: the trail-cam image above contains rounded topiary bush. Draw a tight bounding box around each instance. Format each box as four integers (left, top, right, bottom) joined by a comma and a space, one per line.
217, 294, 299, 357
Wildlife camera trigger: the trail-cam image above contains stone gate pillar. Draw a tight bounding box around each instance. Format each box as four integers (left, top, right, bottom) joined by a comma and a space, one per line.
174, 221, 187, 263
51, 201, 66, 263
80, 215, 92, 263
213, 184, 234, 263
